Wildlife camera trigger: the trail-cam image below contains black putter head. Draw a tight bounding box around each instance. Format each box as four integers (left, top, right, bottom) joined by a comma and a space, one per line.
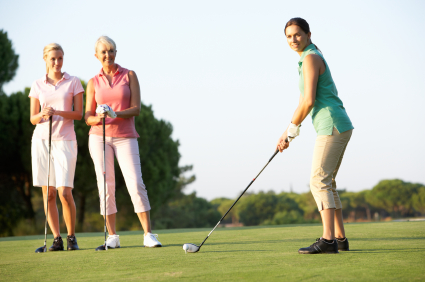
182, 243, 200, 253
95, 244, 108, 251
35, 245, 47, 253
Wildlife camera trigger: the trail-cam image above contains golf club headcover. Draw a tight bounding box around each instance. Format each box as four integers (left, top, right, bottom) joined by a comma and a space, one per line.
287, 123, 300, 142
96, 104, 117, 118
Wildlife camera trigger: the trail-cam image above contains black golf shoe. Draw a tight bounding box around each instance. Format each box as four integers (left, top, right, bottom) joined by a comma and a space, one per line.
336, 237, 349, 251
298, 238, 339, 254
49, 236, 64, 251
67, 235, 79, 250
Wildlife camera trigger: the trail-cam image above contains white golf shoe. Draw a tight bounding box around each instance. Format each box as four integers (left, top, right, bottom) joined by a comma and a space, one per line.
144, 233, 162, 247
106, 234, 120, 249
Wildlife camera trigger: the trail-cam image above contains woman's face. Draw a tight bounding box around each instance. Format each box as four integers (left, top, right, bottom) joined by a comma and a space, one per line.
95, 43, 116, 67
44, 50, 63, 73
285, 25, 311, 53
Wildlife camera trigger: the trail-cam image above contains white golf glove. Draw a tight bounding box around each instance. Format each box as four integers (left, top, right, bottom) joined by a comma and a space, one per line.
96, 104, 117, 119
287, 123, 301, 142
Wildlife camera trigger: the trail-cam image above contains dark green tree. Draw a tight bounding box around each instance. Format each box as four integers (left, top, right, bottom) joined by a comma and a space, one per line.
366, 179, 421, 218
0, 88, 34, 236
0, 30, 19, 93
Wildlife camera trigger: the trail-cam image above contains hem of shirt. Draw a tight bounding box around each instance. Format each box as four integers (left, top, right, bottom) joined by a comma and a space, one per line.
89, 132, 140, 138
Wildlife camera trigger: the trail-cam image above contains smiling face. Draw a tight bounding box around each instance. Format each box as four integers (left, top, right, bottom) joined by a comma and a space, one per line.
44, 50, 63, 73
95, 43, 116, 67
285, 25, 311, 54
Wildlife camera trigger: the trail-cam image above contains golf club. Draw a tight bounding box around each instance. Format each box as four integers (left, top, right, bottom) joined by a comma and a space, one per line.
35, 116, 53, 253
96, 117, 108, 251
182, 143, 285, 254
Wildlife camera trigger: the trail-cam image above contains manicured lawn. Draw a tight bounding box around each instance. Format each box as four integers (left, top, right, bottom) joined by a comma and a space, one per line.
0, 222, 424, 281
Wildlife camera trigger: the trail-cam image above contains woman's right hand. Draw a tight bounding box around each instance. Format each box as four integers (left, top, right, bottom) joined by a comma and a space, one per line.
94, 113, 107, 124
40, 107, 55, 121
276, 131, 290, 152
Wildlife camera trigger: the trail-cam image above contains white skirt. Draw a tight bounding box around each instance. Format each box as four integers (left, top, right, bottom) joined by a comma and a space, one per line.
31, 139, 77, 188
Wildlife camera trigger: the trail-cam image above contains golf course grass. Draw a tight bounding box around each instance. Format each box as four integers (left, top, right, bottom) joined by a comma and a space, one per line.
0, 221, 424, 281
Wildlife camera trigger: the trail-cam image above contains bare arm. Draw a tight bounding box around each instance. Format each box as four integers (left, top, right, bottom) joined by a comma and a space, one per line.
115, 71, 141, 118
291, 54, 324, 125
55, 92, 84, 120
276, 54, 324, 152
30, 98, 54, 125
85, 79, 105, 126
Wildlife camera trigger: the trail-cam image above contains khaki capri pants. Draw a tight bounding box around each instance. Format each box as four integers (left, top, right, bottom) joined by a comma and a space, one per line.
310, 127, 353, 211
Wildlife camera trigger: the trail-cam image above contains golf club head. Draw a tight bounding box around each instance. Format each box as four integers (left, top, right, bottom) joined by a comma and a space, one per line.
95, 244, 108, 251
35, 245, 47, 253
182, 243, 200, 253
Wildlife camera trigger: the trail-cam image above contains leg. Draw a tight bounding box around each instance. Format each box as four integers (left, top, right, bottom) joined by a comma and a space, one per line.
137, 211, 152, 234
330, 130, 352, 238
57, 187, 76, 236
114, 138, 151, 233
310, 128, 352, 240
42, 186, 60, 238
320, 208, 335, 240
89, 135, 118, 233
105, 214, 117, 235
334, 209, 345, 238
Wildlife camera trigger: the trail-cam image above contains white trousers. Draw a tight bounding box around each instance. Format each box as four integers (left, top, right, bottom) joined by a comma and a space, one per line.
88, 134, 151, 215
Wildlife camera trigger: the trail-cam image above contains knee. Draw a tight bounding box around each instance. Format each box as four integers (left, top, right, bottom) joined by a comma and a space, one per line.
58, 188, 74, 204
45, 188, 57, 202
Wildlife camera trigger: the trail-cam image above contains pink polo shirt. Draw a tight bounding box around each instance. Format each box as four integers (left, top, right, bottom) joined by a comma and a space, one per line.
89, 64, 139, 138
29, 73, 84, 140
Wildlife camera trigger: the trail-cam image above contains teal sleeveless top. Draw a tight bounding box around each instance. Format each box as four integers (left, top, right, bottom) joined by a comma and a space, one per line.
298, 44, 354, 135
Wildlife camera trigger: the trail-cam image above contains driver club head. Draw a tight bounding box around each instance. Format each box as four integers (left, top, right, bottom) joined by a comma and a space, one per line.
182, 243, 200, 254
35, 245, 47, 253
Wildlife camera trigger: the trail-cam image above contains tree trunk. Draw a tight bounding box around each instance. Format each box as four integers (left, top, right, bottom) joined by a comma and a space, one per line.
77, 194, 86, 231
14, 173, 35, 219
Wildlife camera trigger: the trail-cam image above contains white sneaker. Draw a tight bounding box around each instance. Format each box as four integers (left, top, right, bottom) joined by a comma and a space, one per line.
144, 233, 162, 247
106, 234, 120, 249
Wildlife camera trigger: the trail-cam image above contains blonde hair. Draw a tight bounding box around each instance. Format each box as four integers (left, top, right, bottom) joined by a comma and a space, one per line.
95, 36, 116, 52
43, 43, 64, 73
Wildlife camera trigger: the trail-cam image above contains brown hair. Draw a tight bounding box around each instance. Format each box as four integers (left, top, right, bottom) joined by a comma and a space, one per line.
284, 17, 320, 52
43, 43, 64, 73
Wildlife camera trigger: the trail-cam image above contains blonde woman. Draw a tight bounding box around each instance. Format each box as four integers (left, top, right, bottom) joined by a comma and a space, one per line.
30, 43, 84, 252
85, 36, 161, 250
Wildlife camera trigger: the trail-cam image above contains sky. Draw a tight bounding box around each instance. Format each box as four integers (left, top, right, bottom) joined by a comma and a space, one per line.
1, 0, 424, 200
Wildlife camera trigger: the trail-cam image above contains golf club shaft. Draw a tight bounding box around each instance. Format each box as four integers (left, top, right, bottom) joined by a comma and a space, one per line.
103, 118, 107, 247
43, 116, 53, 250
198, 146, 283, 249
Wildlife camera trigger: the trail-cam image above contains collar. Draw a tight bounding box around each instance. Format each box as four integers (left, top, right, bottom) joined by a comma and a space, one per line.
98, 64, 122, 77
298, 44, 316, 64
43, 72, 70, 84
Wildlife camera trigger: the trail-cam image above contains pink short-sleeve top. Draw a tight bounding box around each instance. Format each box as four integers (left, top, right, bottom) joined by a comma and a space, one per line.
89, 64, 139, 138
29, 72, 84, 140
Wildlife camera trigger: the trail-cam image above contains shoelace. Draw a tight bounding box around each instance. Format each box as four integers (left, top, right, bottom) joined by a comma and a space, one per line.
147, 234, 160, 243
309, 238, 320, 247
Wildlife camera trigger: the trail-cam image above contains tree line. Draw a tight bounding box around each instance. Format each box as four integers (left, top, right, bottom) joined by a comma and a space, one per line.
212, 179, 425, 227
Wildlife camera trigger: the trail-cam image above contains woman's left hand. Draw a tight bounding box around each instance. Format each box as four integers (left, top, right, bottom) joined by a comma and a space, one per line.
276, 131, 290, 152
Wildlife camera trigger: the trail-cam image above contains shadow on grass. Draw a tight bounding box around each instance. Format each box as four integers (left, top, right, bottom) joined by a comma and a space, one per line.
349, 248, 425, 253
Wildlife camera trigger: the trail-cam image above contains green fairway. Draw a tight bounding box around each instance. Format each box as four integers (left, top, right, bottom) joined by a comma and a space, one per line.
0, 222, 424, 281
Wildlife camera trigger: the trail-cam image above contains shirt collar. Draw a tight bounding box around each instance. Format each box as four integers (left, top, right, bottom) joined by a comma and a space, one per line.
43, 72, 70, 84
98, 64, 122, 77
298, 44, 316, 64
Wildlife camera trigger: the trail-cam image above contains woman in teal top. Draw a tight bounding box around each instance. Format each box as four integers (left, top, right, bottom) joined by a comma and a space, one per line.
276, 18, 354, 254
